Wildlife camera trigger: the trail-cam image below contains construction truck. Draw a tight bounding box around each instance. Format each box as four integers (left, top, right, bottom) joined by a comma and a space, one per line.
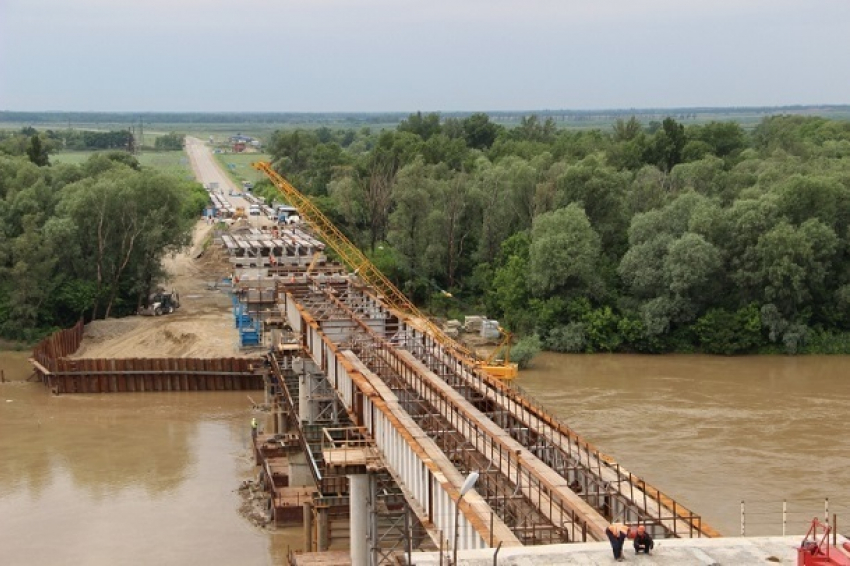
233, 206, 246, 220
139, 290, 180, 316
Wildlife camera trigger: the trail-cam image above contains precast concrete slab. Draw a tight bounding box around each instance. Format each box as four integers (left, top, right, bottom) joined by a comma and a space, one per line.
410, 534, 850, 565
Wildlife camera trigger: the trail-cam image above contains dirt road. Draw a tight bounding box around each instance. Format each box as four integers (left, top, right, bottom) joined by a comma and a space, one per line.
71, 141, 256, 359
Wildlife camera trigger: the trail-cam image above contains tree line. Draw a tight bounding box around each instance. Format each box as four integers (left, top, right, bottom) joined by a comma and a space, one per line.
0, 128, 186, 155
252, 113, 850, 355
0, 140, 207, 341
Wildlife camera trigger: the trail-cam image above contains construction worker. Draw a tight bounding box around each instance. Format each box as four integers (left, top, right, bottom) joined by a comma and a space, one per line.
251, 417, 258, 439
606, 523, 629, 561
633, 525, 654, 555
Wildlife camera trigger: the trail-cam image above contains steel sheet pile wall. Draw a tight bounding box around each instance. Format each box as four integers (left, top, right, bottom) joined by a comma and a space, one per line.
31, 322, 263, 394
48, 357, 261, 394
32, 319, 85, 371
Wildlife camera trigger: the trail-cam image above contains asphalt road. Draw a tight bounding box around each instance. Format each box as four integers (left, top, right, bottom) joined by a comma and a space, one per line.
184, 136, 264, 223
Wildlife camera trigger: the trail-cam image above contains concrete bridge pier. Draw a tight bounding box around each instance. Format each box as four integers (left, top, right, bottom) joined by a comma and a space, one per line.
349, 473, 369, 566
317, 507, 329, 551
303, 501, 314, 552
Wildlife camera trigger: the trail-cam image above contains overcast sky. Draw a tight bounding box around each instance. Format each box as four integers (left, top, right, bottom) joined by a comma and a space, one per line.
1, 0, 848, 112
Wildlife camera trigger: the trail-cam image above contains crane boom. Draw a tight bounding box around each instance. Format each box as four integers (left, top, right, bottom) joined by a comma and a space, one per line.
253, 161, 517, 380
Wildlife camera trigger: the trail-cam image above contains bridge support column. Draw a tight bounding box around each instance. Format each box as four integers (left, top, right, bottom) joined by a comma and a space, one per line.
349, 473, 368, 566
299, 370, 310, 423
303, 501, 314, 552
317, 507, 329, 551
277, 407, 288, 434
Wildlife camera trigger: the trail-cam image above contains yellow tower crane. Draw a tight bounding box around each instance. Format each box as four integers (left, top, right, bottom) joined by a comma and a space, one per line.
252, 161, 518, 381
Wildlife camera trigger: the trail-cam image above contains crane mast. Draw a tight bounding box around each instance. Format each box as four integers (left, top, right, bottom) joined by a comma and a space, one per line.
252, 161, 518, 381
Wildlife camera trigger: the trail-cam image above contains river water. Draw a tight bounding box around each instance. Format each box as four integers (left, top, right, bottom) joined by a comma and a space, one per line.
2, 351, 848, 565
519, 353, 850, 537
0, 351, 300, 566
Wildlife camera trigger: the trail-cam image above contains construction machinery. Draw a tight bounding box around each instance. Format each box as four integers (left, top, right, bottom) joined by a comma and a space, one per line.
481, 326, 516, 380
797, 518, 850, 565
233, 206, 246, 220
139, 290, 180, 316
252, 161, 518, 380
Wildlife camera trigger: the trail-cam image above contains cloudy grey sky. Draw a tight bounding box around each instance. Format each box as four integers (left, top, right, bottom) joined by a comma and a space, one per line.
1, 0, 848, 112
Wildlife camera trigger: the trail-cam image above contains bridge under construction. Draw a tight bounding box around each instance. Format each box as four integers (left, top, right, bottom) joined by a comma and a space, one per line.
31, 147, 844, 565
235, 162, 720, 566
252, 264, 716, 566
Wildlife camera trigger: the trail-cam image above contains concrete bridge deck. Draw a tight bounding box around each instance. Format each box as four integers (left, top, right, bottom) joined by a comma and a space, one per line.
411, 534, 850, 565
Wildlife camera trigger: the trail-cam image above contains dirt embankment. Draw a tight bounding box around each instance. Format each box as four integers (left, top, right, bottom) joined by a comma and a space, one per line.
70, 221, 250, 359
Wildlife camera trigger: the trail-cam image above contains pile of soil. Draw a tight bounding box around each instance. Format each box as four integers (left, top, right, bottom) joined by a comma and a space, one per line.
70, 222, 253, 359
238, 478, 272, 528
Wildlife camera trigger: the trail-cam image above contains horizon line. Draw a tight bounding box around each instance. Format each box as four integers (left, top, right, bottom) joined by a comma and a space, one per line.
2, 104, 850, 117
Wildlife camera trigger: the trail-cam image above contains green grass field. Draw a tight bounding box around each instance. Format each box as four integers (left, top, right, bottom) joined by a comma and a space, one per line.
138, 151, 195, 180
50, 150, 195, 180
214, 151, 272, 186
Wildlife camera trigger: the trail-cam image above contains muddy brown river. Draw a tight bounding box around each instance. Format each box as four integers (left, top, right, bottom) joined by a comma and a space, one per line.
520, 353, 850, 537
1, 350, 848, 564
0, 351, 300, 566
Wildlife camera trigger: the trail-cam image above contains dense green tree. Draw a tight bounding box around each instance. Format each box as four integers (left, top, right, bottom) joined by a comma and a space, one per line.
554, 156, 629, 255
463, 113, 501, 150
154, 132, 185, 150
612, 117, 643, 142
423, 171, 474, 288
689, 121, 747, 158
398, 112, 442, 141
646, 117, 686, 172
529, 204, 603, 298
753, 219, 838, 319
255, 112, 850, 355
473, 158, 519, 265
669, 156, 727, 199
26, 135, 50, 166
387, 158, 431, 275
489, 233, 534, 332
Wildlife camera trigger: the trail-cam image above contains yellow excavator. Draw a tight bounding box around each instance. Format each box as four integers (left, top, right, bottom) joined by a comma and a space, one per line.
252, 161, 518, 381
